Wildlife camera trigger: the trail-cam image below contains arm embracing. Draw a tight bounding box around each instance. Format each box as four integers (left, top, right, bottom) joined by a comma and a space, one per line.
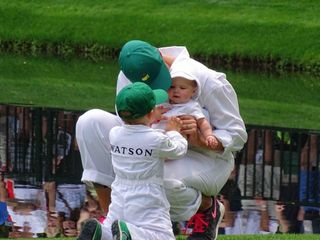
202, 80, 248, 154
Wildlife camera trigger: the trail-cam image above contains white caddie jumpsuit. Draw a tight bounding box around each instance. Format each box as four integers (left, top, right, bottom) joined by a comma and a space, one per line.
100, 125, 187, 240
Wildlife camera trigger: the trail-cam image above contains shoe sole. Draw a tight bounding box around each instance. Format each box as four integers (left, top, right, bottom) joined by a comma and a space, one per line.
214, 200, 225, 240
111, 220, 120, 240
111, 220, 131, 240
77, 219, 101, 240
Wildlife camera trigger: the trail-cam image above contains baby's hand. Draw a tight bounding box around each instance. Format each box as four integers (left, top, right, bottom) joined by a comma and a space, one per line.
165, 117, 183, 132
151, 105, 171, 124
206, 135, 219, 149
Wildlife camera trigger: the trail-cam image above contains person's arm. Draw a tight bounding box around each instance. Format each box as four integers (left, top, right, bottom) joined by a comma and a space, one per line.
201, 75, 248, 154
0, 179, 6, 202
158, 118, 188, 159
179, 115, 224, 152
191, 130, 224, 152
255, 198, 270, 232
0, 178, 10, 228
197, 118, 213, 139
260, 205, 270, 232
197, 118, 222, 149
43, 181, 56, 212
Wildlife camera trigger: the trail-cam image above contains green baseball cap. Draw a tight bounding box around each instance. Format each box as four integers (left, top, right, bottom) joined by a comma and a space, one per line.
116, 82, 168, 120
119, 40, 171, 91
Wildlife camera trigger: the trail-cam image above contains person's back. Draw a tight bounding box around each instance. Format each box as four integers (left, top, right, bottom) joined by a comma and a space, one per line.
110, 125, 168, 181
108, 124, 180, 239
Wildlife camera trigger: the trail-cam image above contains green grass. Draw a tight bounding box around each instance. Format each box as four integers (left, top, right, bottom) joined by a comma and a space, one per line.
0, 0, 320, 72
0, 54, 118, 111
1, 1, 320, 130
228, 71, 320, 129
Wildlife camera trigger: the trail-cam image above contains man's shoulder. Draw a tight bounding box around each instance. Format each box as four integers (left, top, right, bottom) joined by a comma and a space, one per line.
159, 46, 189, 59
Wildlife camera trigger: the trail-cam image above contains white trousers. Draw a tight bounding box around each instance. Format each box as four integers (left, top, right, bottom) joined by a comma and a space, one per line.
76, 109, 234, 221
76, 109, 122, 187
101, 179, 175, 240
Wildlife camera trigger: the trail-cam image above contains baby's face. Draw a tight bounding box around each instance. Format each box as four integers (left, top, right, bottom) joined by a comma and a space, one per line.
168, 77, 197, 104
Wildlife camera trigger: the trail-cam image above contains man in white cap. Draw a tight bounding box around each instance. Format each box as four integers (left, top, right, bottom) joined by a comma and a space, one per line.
76, 40, 247, 240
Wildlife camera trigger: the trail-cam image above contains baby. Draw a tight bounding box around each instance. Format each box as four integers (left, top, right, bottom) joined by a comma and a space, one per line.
154, 76, 216, 149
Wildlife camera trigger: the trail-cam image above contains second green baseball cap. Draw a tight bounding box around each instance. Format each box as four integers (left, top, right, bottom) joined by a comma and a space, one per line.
116, 82, 168, 120
119, 40, 171, 91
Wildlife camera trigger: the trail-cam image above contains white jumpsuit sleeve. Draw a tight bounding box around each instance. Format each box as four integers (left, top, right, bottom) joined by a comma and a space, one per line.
158, 131, 188, 160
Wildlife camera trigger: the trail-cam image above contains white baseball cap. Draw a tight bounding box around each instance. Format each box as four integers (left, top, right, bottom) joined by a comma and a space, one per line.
170, 59, 201, 99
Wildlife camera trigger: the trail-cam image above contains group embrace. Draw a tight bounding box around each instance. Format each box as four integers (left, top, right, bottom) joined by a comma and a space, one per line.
76, 40, 247, 240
